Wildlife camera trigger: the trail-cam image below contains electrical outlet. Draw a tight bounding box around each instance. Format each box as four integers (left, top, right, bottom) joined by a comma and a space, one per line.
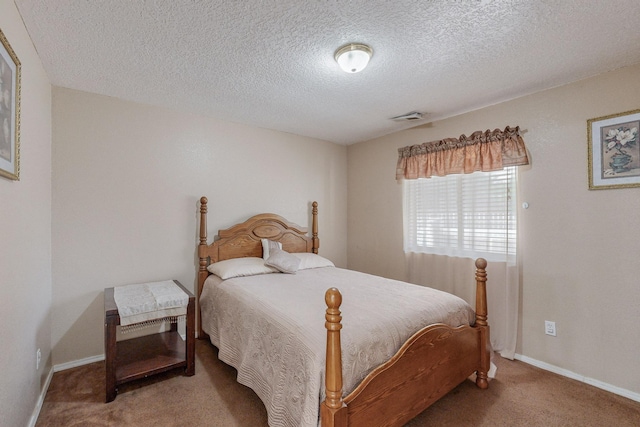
545, 321, 556, 336
36, 348, 41, 370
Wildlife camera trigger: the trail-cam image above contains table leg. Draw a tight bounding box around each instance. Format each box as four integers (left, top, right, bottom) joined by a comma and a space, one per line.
105, 314, 118, 402
185, 296, 195, 376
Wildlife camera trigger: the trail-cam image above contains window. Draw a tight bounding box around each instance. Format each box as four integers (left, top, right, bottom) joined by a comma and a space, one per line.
403, 167, 517, 262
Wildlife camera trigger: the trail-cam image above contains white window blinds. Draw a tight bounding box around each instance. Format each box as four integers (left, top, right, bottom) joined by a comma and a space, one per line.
403, 167, 517, 262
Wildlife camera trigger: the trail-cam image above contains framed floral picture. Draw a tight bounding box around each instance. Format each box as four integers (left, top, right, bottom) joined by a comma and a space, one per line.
587, 109, 640, 190
0, 28, 21, 181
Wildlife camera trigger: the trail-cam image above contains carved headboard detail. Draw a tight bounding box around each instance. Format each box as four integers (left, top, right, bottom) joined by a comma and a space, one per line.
196, 196, 319, 337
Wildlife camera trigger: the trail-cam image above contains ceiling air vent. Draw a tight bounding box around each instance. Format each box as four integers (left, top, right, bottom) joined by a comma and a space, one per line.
390, 111, 424, 121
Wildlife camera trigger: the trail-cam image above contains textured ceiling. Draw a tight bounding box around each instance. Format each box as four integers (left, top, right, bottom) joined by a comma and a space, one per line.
14, 0, 640, 145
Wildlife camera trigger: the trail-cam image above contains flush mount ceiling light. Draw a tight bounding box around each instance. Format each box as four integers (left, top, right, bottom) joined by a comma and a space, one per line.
334, 43, 373, 73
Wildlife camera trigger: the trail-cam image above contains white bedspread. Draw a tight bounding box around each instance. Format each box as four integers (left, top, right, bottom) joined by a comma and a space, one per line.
200, 267, 475, 427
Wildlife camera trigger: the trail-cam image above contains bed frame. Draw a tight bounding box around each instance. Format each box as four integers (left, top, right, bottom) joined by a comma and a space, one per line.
196, 196, 490, 427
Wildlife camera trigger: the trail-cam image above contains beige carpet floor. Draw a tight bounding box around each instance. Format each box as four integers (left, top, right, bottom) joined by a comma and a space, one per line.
36, 340, 640, 426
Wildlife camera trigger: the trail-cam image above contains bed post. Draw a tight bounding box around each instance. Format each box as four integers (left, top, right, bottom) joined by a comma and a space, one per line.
312, 201, 319, 254
474, 257, 490, 389
197, 196, 209, 339
321, 288, 347, 427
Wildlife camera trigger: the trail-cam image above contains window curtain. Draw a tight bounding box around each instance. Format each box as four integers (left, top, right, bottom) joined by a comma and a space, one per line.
396, 126, 529, 180
405, 249, 520, 359
399, 126, 528, 360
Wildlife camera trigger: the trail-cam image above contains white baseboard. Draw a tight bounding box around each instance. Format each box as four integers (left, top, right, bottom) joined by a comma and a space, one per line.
53, 354, 105, 372
515, 353, 640, 403
28, 367, 54, 427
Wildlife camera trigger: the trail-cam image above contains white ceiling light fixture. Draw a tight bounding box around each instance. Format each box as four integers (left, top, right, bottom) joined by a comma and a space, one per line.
334, 43, 373, 73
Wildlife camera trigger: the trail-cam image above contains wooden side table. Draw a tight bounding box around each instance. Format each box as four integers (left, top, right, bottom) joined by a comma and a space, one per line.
104, 280, 195, 402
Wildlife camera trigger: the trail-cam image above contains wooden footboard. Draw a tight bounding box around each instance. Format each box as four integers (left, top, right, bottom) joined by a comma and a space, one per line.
321, 258, 490, 427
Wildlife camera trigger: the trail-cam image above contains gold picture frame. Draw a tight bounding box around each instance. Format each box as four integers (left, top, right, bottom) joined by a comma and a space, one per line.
587, 109, 640, 190
0, 27, 21, 181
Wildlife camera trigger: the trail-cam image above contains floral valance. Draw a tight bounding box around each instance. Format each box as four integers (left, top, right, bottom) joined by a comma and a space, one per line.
396, 126, 529, 180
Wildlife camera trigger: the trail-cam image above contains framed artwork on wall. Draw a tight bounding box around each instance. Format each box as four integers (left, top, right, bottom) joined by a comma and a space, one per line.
588, 109, 640, 190
0, 28, 21, 181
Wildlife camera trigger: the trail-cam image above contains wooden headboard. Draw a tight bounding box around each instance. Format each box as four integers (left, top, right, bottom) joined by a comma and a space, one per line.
196, 196, 319, 337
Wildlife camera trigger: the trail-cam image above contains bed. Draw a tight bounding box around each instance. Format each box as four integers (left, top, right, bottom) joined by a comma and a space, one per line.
196, 197, 490, 427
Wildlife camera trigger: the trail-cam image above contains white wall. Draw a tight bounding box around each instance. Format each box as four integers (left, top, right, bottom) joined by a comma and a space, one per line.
347, 64, 640, 396
0, 1, 52, 425
52, 87, 347, 365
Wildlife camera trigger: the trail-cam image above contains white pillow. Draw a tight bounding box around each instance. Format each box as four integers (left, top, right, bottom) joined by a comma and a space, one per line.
261, 238, 282, 260
291, 253, 335, 270
207, 257, 277, 280
265, 249, 301, 274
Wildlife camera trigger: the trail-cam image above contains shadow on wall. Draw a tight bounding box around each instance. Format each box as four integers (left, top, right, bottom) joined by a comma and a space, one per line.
52, 293, 104, 367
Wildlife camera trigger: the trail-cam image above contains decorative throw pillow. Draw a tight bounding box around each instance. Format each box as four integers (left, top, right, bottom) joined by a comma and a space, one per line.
291, 253, 335, 270
261, 238, 282, 260
265, 249, 301, 274
207, 257, 277, 280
